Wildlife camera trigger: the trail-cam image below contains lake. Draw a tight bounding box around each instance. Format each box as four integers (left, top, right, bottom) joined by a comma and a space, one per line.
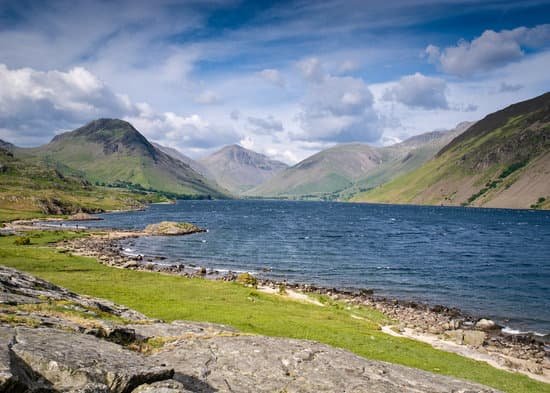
74, 199, 550, 334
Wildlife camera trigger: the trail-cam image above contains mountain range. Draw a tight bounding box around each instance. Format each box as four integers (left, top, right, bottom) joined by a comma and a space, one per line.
1, 92, 548, 213
17, 119, 226, 198
247, 122, 472, 200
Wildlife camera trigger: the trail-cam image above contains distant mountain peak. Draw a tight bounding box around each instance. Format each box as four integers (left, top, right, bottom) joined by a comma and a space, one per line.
199, 144, 288, 194
223, 144, 243, 150
50, 118, 156, 157
208, 144, 287, 168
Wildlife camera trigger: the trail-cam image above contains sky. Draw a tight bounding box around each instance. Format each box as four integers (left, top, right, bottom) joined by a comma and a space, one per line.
0, 0, 549, 163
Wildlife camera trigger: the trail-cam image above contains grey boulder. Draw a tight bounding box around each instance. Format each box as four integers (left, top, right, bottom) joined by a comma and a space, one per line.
11, 327, 173, 393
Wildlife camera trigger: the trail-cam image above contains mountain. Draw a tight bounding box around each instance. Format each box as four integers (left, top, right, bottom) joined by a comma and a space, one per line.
152, 143, 211, 179
339, 122, 473, 200
351, 92, 550, 209
247, 143, 382, 198
198, 144, 288, 194
25, 119, 227, 198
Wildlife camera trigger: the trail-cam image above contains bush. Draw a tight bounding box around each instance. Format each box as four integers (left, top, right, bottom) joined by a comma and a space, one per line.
236, 273, 258, 288
499, 161, 527, 179
13, 236, 31, 246
530, 197, 547, 209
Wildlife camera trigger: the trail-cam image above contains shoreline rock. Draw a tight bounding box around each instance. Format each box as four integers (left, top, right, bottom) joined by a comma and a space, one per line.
143, 222, 205, 236
68, 212, 104, 221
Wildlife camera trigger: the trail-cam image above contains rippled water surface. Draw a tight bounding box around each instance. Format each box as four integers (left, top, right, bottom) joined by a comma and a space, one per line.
77, 200, 550, 333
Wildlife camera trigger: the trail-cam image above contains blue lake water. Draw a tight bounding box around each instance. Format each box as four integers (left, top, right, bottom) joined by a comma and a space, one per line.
76, 200, 550, 334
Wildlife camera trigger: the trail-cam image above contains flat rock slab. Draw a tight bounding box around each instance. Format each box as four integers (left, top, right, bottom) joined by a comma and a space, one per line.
127, 320, 238, 341
152, 335, 502, 393
11, 327, 173, 393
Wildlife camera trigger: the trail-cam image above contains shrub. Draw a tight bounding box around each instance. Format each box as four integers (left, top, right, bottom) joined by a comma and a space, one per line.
236, 273, 258, 288
13, 236, 31, 246
499, 161, 527, 179
530, 197, 547, 209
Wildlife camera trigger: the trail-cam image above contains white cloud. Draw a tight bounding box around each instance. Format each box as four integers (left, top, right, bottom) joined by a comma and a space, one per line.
0, 64, 241, 152
247, 115, 284, 133
0, 64, 137, 145
258, 69, 285, 87
383, 72, 449, 110
426, 24, 550, 76
230, 110, 241, 121
338, 60, 360, 73
498, 82, 523, 93
295, 71, 381, 143
195, 90, 221, 105
297, 57, 325, 83
294, 58, 381, 144
127, 111, 239, 150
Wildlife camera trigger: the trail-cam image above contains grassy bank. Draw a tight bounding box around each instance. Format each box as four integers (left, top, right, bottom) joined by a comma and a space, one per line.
0, 231, 548, 393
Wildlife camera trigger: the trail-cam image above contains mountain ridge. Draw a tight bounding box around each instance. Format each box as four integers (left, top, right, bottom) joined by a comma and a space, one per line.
247, 125, 471, 200
351, 92, 550, 209
152, 142, 212, 179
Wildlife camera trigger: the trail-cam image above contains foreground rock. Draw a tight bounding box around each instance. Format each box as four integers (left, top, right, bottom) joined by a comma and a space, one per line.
0, 266, 503, 392
151, 335, 500, 393
0, 265, 151, 326
12, 327, 173, 392
143, 221, 205, 236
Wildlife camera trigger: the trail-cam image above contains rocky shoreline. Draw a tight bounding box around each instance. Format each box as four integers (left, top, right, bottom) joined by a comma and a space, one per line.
54, 228, 550, 383
0, 266, 503, 392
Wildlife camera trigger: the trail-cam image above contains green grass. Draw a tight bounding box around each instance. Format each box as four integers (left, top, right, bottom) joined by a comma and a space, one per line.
0, 231, 548, 393
0, 148, 171, 223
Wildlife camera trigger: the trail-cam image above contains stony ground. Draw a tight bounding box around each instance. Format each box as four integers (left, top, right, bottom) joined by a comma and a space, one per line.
0, 265, 502, 393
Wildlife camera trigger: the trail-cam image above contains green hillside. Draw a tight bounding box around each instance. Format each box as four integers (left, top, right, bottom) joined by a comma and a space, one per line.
246, 143, 383, 199
247, 127, 469, 201
24, 119, 227, 198
351, 92, 550, 209
0, 143, 165, 222
340, 124, 471, 200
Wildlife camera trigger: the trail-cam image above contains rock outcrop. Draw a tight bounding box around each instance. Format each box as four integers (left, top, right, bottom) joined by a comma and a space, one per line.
68, 212, 103, 221
143, 222, 205, 236
151, 335, 499, 393
0, 266, 502, 392
11, 327, 173, 392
